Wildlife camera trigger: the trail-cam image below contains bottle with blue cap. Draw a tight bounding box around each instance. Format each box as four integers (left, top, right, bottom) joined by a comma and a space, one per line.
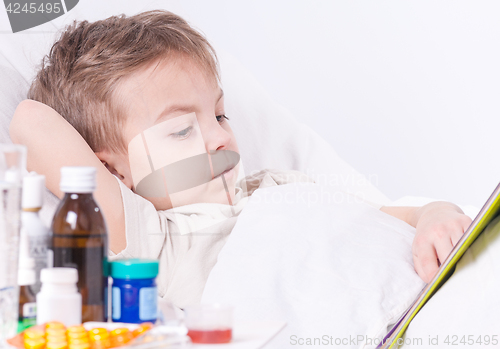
110, 259, 159, 323
49, 166, 108, 322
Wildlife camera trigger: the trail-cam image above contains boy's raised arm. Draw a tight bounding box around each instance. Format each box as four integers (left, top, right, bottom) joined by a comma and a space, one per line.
10, 99, 126, 254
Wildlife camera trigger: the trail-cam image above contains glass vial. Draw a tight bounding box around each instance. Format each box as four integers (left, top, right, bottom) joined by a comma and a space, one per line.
18, 231, 37, 332
49, 167, 108, 322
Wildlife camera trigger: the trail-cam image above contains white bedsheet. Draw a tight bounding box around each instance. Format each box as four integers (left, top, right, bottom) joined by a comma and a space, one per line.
401, 214, 500, 349
202, 183, 425, 348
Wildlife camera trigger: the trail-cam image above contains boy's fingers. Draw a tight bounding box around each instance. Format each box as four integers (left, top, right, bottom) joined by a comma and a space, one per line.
459, 215, 473, 231
451, 229, 465, 246
434, 237, 453, 266
413, 241, 439, 283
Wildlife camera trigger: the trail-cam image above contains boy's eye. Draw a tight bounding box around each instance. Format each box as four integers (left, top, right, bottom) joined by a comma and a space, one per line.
216, 114, 229, 123
170, 126, 192, 139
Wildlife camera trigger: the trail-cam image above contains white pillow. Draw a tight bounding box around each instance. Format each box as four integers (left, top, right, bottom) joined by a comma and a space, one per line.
0, 0, 390, 228
0, 60, 28, 145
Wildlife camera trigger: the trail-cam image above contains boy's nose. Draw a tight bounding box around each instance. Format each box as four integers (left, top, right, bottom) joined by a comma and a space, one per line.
204, 121, 232, 153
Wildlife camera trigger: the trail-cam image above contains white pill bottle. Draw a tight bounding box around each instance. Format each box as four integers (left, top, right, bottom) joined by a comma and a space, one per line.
36, 268, 82, 326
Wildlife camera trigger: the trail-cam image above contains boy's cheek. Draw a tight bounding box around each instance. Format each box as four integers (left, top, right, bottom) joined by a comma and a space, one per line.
140, 176, 237, 210
127, 113, 241, 208
128, 113, 207, 191
146, 195, 174, 211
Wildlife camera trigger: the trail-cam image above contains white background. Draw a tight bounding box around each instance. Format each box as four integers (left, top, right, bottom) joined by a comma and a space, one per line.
173, 1, 500, 208
1, 0, 499, 208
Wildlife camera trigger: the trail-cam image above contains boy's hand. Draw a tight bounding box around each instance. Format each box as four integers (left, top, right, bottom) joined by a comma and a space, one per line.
410, 202, 472, 283
380, 201, 472, 283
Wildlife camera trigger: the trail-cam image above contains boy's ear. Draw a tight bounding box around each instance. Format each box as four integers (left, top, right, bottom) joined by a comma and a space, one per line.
95, 150, 134, 190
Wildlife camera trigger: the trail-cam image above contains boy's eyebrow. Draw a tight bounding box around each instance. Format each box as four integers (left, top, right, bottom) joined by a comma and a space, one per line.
155, 89, 224, 123
156, 105, 194, 123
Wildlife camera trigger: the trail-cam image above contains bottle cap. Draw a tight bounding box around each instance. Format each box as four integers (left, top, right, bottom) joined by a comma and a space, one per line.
18, 267, 36, 286
22, 172, 45, 209
5, 167, 22, 185
40, 268, 79, 284
60, 167, 96, 194
110, 259, 159, 279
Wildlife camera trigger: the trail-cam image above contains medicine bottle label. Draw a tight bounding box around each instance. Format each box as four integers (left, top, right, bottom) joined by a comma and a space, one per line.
139, 287, 157, 320
46, 249, 53, 268
23, 302, 36, 318
112, 287, 121, 320
19, 302, 37, 331
29, 235, 48, 260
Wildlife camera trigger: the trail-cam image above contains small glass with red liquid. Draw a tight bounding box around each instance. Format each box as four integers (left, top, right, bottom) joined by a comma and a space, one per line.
184, 304, 233, 344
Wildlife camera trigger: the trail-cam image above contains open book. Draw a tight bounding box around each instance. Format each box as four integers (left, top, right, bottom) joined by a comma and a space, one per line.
377, 182, 500, 349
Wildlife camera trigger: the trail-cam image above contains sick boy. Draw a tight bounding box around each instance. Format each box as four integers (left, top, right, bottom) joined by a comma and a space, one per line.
9, 10, 472, 308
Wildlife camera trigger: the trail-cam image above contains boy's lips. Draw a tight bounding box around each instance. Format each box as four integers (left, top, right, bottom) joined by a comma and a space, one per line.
210, 149, 239, 180
134, 150, 240, 197
213, 165, 235, 180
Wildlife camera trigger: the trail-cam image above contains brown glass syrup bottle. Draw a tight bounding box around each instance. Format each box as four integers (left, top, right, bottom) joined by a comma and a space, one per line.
49, 167, 108, 322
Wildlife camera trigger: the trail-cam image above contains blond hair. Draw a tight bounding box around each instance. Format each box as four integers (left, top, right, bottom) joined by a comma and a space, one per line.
28, 10, 219, 153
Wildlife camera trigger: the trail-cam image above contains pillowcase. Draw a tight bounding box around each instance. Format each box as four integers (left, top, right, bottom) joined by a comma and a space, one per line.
0, 58, 28, 145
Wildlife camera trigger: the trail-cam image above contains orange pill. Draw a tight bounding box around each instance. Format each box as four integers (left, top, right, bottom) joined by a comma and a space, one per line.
89, 334, 109, 342
46, 328, 66, 337
67, 326, 86, 334
111, 328, 133, 347
46, 322, 66, 330
24, 328, 45, 340
88, 329, 108, 338
110, 336, 130, 347
67, 332, 88, 341
132, 323, 153, 338
89, 336, 108, 344
69, 342, 90, 349
46, 336, 67, 344
24, 338, 46, 349
46, 341, 68, 349
90, 338, 111, 349
68, 337, 89, 345
110, 328, 129, 337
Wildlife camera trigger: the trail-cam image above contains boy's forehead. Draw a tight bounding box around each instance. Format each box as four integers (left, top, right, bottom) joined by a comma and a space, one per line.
119, 55, 217, 93
114, 56, 221, 138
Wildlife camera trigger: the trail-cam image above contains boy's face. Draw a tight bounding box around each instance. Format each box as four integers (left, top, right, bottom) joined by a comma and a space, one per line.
115, 56, 240, 210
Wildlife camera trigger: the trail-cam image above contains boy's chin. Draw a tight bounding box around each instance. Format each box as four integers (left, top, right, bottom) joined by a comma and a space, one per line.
142, 179, 237, 211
